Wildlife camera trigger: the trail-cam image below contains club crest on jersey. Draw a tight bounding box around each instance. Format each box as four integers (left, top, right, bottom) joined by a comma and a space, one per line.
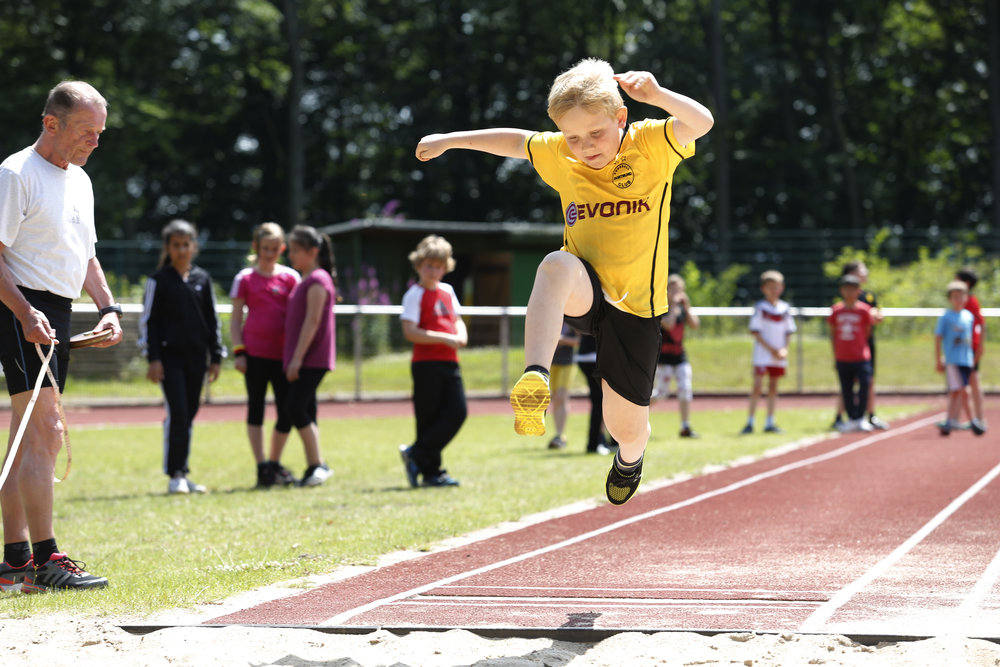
612, 161, 634, 189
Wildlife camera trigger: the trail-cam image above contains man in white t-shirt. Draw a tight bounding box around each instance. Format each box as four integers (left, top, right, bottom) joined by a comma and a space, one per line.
0, 81, 123, 593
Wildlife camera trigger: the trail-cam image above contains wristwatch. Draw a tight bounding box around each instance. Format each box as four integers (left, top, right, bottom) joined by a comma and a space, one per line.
100, 304, 123, 318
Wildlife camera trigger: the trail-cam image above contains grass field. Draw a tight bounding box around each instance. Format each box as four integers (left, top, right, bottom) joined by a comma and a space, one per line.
0, 400, 929, 619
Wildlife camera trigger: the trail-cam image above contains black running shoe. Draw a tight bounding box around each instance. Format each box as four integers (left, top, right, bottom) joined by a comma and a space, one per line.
256, 462, 276, 489
272, 463, 299, 486
0, 557, 32, 593
399, 445, 420, 488
423, 471, 459, 487
605, 457, 643, 505
971, 419, 987, 436
23, 554, 108, 593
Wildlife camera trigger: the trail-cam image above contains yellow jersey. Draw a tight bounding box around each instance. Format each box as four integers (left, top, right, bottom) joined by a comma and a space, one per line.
525, 117, 694, 318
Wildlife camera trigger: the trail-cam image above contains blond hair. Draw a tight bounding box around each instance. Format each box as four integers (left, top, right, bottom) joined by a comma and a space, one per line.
408, 235, 456, 273
760, 270, 784, 285
248, 222, 285, 265
547, 58, 624, 123
667, 274, 685, 289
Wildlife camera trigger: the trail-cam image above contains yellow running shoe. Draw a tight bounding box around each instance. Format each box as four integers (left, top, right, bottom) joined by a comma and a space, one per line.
509, 371, 550, 436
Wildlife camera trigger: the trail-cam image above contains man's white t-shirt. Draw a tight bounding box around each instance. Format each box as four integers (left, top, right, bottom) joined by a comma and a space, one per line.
0, 146, 97, 299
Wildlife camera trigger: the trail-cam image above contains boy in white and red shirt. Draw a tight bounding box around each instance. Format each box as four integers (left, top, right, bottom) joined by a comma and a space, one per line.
828, 274, 876, 433
398, 235, 468, 488
741, 270, 796, 434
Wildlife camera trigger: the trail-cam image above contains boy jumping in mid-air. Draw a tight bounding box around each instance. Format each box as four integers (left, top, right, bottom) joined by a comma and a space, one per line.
416, 58, 713, 504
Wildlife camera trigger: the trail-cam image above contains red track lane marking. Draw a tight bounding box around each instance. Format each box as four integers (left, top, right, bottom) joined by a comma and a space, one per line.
321, 413, 943, 627
799, 456, 1000, 633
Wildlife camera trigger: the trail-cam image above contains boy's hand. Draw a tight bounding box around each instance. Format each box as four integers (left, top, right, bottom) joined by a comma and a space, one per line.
772, 347, 788, 361
416, 134, 450, 161
614, 71, 662, 105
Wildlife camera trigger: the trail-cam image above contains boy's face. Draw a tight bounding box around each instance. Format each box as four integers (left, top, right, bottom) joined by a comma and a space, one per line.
417, 258, 448, 286
555, 105, 628, 170
761, 280, 784, 301
948, 289, 968, 310
840, 284, 861, 303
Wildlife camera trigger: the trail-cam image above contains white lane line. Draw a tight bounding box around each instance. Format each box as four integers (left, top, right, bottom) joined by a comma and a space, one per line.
396, 597, 821, 610
322, 414, 941, 626
960, 541, 1000, 614
799, 458, 1000, 633
437, 585, 833, 596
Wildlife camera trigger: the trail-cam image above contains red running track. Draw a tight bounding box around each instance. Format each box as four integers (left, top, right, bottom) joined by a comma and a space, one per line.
204, 406, 1000, 639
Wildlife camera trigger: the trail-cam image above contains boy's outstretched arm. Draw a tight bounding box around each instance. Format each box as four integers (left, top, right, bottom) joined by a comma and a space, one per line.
614, 71, 714, 147
416, 129, 531, 162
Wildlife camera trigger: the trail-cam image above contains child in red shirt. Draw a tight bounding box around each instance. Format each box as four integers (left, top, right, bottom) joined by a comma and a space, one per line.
398, 235, 468, 488
828, 274, 876, 433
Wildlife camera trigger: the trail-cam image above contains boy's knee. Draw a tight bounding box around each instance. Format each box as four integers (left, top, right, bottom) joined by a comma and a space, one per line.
537, 251, 582, 278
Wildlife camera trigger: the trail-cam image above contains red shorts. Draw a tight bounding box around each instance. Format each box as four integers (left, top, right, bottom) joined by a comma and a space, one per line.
754, 365, 786, 378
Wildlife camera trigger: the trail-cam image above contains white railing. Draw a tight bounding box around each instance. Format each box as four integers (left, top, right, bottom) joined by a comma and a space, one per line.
67, 303, 998, 400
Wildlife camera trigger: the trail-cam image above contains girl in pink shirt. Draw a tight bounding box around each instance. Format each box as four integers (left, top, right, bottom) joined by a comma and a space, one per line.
283, 225, 336, 487
230, 223, 300, 488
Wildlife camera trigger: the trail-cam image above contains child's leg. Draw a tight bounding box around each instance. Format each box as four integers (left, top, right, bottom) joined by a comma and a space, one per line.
578, 362, 605, 451
676, 362, 693, 427
411, 363, 468, 474
287, 369, 327, 467
765, 376, 780, 421
243, 356, 268, 463
970, 370, 985, 421
552, 386, 570, 436
947, 389, 963, 423
836, 362, 855, 421
268, 359, 293, 463
160, 357, 193, 476
602, 382, 650, 465
747, 373, 763, 420
523, 252, 594, 368
512, 252, 595, 436
856, 362, 873, 423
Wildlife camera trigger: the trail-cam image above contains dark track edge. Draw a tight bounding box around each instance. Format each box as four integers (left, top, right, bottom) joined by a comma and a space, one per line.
117, 624, 1000, 646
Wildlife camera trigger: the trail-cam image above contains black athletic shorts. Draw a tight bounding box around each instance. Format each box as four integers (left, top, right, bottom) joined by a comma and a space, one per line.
0, 287, 72, 395
564, 258, 661, 406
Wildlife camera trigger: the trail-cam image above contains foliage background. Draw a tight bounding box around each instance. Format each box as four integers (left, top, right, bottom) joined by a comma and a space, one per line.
1, 0, 997, 266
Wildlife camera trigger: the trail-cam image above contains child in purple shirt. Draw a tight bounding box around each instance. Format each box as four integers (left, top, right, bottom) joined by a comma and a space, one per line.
284, 225, 336, 486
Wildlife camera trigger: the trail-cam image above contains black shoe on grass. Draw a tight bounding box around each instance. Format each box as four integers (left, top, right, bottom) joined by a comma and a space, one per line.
399, 445, 420, 488
424, 471, 460, 487
605, 457, 643, 505
23, 554, 107, 593
0, 557, 32, 593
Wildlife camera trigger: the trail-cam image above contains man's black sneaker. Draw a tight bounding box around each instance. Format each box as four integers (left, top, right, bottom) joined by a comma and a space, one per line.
971, 419, 987, 436
939, 422, 951, 436
605, 457, 643, 505
23, 554, 108, 593
399, 445, 420, 488
0, 557, 32, 593
423, 471, 459, 487
679, 427, 699, 438
763, 424, 784, 434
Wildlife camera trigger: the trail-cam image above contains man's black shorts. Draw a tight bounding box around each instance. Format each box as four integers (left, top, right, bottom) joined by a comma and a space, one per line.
564, 258, 661, 406
0, 287, 72, 395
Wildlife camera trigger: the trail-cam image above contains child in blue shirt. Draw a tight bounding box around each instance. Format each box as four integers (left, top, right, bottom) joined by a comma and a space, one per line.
934, 280, 981, 436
